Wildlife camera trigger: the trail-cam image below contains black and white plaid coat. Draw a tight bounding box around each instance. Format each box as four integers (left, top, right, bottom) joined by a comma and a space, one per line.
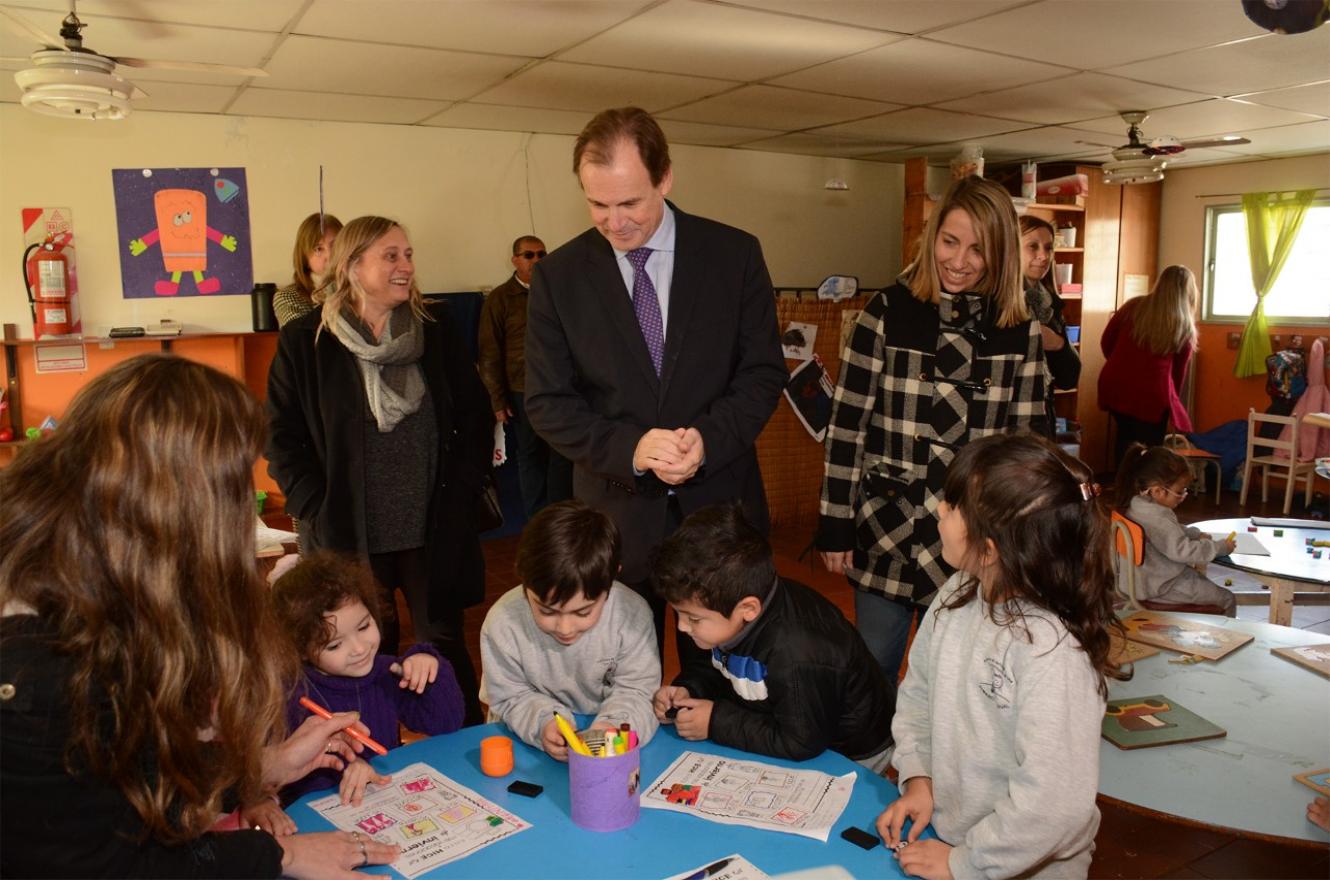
817, 282, 1050, 607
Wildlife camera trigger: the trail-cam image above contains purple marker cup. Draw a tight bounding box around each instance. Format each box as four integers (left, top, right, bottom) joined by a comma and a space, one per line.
568, 743, 640, 831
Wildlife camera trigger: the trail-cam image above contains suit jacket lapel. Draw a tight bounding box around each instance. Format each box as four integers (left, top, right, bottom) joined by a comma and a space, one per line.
660, 205, 700, 400
584, 237, 660, 395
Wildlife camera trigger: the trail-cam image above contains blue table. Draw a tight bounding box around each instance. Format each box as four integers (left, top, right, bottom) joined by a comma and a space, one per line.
291, 723, 913, 879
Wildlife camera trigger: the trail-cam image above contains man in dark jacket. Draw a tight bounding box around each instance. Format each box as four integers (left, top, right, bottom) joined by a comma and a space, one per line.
651, 503, 895, 769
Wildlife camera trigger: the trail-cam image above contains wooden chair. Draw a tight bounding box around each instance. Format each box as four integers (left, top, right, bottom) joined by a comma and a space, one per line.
1239, 409, 1317, 515
1110, 511, 1227, 615
1164, 433, 1223, 505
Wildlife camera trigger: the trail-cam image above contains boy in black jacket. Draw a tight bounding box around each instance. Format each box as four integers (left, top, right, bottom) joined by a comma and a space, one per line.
651, 503, 896, 771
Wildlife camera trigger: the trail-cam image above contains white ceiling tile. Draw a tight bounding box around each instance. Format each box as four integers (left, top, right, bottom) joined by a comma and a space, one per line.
419, 102, 591, 135
1234, 81, 1330, 118
769, 37, 1071, 104
737, 130, 909, 158
131, 81, 239, 114
936, 73, 1212, 126
228, 87, 448, 124
1226, 120, 1330, 156
1075, 99, 1324, 139
816, 107, 1026, 144
36, 0, 306, 31
953, 126, 1119, 162
929, 0, 1266, 70
859, 143, 970, 163
661, 84, 898, 130
264, 35, 526, 101
1160, 146, 1253, 167
1104, 29, 1330, 97
722, 0, 1030, 35
656, 118, 785, 147
471, 60, 734, 113
559, 0, 891, 81
295, 0, 647, 57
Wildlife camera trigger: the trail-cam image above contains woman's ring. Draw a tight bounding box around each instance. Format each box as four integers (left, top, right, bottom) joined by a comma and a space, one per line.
326, 739, 337, 754
358, 841, 368, 866
350, 830, 360, 842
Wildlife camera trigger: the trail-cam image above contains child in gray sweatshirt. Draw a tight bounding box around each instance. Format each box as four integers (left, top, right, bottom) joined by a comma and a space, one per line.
479, 501, 659, 759
879, 434, 1130, 880
1116, 444, 1237, 615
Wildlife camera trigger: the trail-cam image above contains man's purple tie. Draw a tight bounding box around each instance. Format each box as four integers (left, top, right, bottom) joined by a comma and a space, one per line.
626, 247, 664, 375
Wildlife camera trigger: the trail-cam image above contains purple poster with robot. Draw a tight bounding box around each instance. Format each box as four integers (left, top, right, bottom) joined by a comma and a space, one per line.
112, 167, 253, 298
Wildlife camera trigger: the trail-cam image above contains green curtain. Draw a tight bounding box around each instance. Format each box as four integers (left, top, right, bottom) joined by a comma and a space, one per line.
1233, 189, 1318, 377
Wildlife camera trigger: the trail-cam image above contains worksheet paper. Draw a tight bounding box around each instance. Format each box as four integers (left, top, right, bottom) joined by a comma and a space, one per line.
642, 751, 854, 841
662, 853, 770, 880
1209, 532, 1270, 555
307, 763, 529, 878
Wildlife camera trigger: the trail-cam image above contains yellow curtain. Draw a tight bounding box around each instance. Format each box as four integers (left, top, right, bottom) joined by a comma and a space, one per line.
1233, 189, 1318, 377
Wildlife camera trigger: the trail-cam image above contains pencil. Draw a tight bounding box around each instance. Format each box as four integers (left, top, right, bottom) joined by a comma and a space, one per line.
298, 695, 389, 756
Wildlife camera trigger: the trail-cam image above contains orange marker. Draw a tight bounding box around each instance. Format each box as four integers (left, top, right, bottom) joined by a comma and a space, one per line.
299, 696, 388, 757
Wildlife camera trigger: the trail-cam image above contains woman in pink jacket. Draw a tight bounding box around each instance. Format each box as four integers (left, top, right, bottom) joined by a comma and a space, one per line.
1098, 265, 1199, 466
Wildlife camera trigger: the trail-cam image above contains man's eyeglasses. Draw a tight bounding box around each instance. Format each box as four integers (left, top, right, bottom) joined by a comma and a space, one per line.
518, 250, 546, 260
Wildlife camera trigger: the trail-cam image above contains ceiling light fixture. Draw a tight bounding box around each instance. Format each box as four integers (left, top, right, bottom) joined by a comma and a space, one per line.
14, 48, 134, 120
824, 177, 849, 191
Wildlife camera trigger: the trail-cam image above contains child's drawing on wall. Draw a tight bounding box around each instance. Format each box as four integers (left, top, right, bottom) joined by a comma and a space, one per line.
112, 167, 252, 298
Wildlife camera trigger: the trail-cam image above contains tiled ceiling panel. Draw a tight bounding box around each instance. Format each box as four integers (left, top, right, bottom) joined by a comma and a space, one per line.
264, 36, 527, 101
559, 0, 891, 81
769, 38, 1071, 105
722, 0, 1032, 35
816, 107, 1026, 144
0, 0, 1325, 165
661, 84, 899, 130
936, 73, 1213, 126
295, 0, 646, 57
469, 61, 735, 113
928, 0, 1266, 70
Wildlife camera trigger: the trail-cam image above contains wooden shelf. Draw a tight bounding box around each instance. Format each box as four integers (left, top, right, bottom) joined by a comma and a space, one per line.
1029, 202, 1085, 213
1059, 293, 1083, 300
1057, 247, 1084, 254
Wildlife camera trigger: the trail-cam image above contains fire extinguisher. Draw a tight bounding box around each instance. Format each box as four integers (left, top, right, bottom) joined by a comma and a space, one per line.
23, 241, 72, 337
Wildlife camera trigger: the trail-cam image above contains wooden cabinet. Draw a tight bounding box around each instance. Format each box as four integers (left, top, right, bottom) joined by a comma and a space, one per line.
900, 161, 1161, 474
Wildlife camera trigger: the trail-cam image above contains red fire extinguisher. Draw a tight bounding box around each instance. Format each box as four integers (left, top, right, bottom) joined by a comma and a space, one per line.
23, 241, 72, 337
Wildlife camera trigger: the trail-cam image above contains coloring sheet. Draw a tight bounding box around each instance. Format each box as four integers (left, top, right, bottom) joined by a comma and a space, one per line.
1207, 531, 1269, 555
662, 853, 770, 880
307, 762, 529, 878
642, 751, 854, 842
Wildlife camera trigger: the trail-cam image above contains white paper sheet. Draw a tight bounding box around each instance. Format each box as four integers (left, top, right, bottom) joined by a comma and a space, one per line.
307, 762, 529, 878
1210, 532, 1270, 555
662, 853, 770, 880
642, 751, 854, 842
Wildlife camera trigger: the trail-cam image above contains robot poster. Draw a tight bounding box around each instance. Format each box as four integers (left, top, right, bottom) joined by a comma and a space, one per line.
111, 167, 253, 298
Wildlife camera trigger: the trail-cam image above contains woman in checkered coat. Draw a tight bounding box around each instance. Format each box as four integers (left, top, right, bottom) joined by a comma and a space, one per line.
816, 176, 1050, 686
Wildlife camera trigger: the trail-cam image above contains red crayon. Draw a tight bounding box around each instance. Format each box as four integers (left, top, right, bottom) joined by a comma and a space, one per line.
299, 695, 389, 756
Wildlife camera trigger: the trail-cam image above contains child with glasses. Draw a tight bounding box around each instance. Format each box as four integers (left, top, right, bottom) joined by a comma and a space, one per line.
1114, 444, 1237, 615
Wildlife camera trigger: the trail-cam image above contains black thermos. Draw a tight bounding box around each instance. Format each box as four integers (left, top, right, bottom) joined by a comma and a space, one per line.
251, 283, 278, 332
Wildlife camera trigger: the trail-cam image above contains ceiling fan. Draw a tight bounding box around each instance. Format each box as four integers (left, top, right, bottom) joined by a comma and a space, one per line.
1, 1, 267, 120
1081, 111, 1252, 184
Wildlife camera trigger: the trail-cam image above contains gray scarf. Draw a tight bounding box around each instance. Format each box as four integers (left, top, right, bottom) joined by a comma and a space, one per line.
332, 305, 426, 432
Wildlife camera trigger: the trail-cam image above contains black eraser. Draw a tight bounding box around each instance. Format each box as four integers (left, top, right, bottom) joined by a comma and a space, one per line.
840, 826, 880, 850
665, 707, 679, 720
506, 779, 543, 798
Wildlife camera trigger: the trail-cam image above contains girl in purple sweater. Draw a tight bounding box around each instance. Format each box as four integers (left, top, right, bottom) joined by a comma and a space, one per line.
243, 553, 465, 834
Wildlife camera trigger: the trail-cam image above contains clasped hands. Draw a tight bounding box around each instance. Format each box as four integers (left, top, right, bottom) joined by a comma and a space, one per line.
633, 427, 704, 485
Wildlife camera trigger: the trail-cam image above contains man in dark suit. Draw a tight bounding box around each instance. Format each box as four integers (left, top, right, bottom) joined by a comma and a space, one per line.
524, 107, 786, 653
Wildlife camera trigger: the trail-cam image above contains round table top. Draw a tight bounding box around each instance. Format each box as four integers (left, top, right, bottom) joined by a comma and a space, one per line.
1100, 612, 1330, 843
1190, 517, 1330, 587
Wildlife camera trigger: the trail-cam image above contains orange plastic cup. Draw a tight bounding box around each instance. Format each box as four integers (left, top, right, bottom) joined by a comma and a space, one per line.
480, 735, 514, 777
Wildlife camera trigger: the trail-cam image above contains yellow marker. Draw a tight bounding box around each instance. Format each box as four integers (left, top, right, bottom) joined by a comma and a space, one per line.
553, 711, 593, 757
1225, 531, 1237, 543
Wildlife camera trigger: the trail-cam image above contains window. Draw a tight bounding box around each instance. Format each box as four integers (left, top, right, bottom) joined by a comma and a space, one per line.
1202, 199, 1330, 324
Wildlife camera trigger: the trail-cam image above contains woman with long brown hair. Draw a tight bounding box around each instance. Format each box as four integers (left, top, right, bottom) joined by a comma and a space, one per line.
1019, 215, 1081, 397
274, 212, 343, 327
0, 354, 398, 877
267, 216, 493, 725
1097, 264, 1199, 466
817, 176, 1050, 688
